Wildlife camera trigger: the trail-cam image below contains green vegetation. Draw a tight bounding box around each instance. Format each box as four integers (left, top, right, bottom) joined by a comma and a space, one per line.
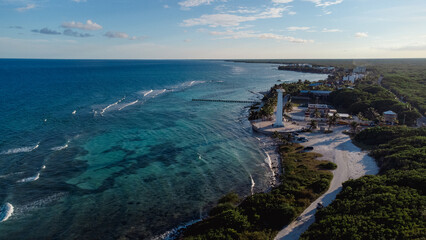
181, 137, 334, 240
233, 59, 426, 116
329, 84, 421, 126
249, 80, 332, 120
319, 162, 337, 170
374, 60, 426, 115
300, 126, 426, 240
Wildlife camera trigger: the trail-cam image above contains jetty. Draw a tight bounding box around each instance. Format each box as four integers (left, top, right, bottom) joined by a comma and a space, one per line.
192, 99, 260, 104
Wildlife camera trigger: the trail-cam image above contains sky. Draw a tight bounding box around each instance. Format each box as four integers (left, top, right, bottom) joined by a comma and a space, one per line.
1, 0, 426, 59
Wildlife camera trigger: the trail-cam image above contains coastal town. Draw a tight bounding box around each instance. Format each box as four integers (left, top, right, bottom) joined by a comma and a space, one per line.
250, 62, 414, 137
181, 61, 425, 240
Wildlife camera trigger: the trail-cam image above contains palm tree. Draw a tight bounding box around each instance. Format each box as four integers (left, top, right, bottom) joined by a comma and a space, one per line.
284, 102, 293, 112
327, 112, 339, 131
314, 108, 321, 118
309, 120, 318, 130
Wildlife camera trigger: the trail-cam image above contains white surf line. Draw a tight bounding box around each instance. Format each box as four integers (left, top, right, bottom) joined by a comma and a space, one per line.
249, 173, 255, 195
264, 151, 275, 179
143, 89, 154, 97
100, 96, 126, 116
17, 173, 40, 183
152, 218, 203, 240
0, 203, 14, 222
51, 140, 70, 151
118, 100, 139, 111
1, 143, 40, 155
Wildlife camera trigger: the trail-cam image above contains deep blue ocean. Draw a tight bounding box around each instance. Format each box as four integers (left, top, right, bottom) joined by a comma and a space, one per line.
0, 59, 326, 239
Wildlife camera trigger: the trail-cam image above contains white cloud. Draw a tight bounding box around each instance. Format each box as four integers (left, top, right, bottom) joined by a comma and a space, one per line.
72, 0, 87, 2
182, 7, 288, 27
306, 0, 343, 7
61, 20, 102, 31
16, 3, 35, 12
272, 0, 293, 3
322, 28, 341, 32
163, 4, 170, 8
355, 32, 368, 38
104, 31, 129, 39
259, 33, 313, 43
178, 0, 227, 8
104, 31, 141, 40
287, 26, 310, 31
209, 30, 313, 43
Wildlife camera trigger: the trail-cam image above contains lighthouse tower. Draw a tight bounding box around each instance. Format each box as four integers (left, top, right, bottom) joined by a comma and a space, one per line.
274, 88, 285, 127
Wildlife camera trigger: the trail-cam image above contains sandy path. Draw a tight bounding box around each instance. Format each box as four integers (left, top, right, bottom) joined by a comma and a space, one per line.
274, 126, 379, 240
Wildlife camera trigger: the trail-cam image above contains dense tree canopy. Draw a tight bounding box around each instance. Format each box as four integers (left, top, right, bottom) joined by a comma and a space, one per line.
301, 126, 426, 240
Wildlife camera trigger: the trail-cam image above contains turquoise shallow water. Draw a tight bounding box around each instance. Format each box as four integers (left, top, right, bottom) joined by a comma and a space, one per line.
0, 60, 326, 239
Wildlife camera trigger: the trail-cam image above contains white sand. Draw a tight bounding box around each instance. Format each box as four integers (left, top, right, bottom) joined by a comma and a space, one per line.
274, 126, 379, 240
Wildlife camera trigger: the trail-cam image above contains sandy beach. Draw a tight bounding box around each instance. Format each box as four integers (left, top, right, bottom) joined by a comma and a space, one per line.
275, 126, 379, 240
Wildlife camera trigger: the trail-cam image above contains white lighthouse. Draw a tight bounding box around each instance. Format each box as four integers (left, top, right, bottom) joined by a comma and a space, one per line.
274, 88, 285, 127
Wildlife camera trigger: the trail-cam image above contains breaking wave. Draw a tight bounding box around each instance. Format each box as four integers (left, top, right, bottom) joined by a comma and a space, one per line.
1, 143, 40, 155
17, 173, 40, 183
151, 218, 203, 240
100, 96, 126, 116
51, 141, 69, 151
0, 203, 14, 222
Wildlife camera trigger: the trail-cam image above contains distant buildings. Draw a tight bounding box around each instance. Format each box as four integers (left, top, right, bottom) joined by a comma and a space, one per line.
353, 66, 367, 73
342, 73, 365, 83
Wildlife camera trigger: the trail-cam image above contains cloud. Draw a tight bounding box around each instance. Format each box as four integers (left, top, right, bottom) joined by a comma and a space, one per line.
322, 28, 341, 32
272, 0, 293, 3
63, 29, 92, 37
306, 0, 343, 7
72, 0, 86, 2
16, 3, 35, 12
355, 32, 368, 38
305, 0, 343, 14
210, 30, 313, 43
163, 4, 170, 8
259, 33, 313, 43
104, 31, 129, 39
104, 31, 141, 40
287, 26, 310, 31
61, 20, 102, 31
32, 28, 61, 35
182, 7, 288, 27
178, 0, 226, 8
9, 26, 23, 29
184, 39, 192, 42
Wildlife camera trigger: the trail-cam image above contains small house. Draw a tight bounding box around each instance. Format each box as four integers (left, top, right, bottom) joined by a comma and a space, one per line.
383, 110, 397, 124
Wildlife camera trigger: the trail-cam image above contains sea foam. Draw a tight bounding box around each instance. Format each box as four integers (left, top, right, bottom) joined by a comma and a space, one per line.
118, 100, 139, 111
100, 96, 126, 116
0, 203, 14, 222
152, 219, 203, 240
17, 173, 40, 183
1, 143, 39, 155
51, 141, 70, 151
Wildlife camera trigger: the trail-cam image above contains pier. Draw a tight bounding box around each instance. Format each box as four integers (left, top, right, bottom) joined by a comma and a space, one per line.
192, 99, 261, 104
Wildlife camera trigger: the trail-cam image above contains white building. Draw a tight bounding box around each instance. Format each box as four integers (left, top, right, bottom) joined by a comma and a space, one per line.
354, 66, 367, 73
